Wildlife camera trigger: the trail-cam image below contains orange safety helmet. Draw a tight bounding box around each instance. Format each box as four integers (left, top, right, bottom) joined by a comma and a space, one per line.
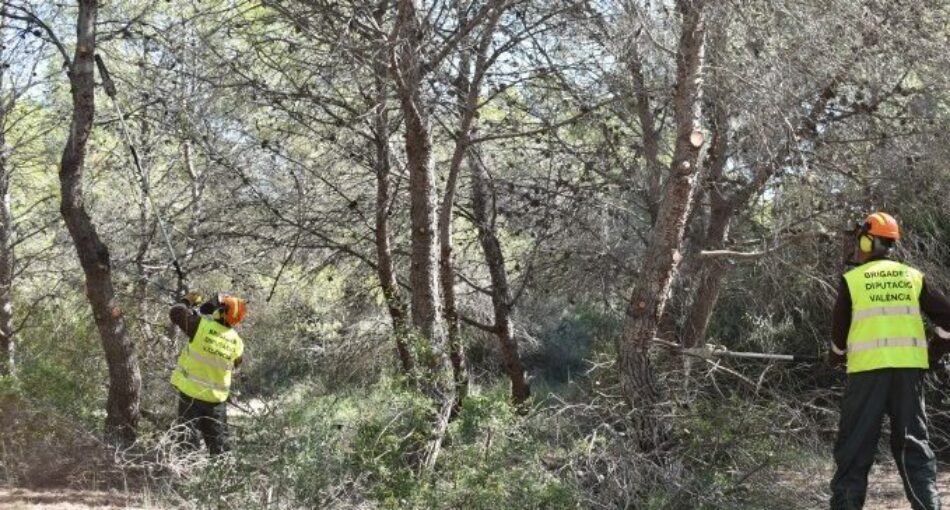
218, 294, 247, 327
863, 212, 900, 240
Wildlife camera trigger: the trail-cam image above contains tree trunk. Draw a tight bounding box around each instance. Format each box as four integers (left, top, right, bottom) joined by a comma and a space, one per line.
617, 0, 707, 451
132, 65, 154, 346
391, 0, 455, 469
372, 3, 413, 374
393, 4, 446, 349
626, 36, 663, 223
58, 0, 141, 444
470, 152, 530, 405
438, 8, 476, 408
0, 18, 13, 376
679, 66, 839, 351
0, 120, 14, 378
682, 205, 730, 348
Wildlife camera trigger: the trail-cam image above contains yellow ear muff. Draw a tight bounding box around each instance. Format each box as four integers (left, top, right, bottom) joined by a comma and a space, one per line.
859, 235, 873, 253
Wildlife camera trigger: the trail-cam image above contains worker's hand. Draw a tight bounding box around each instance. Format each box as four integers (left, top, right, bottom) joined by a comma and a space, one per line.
181, 291, 204, 307
199, 293, 222, 315
826, 350, 846, 369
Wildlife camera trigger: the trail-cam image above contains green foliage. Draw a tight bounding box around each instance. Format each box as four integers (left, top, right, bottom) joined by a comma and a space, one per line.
12, 297, 105, 430
527, 304, 619, 383
170, 380, 573, 509
237, 264, 377, 397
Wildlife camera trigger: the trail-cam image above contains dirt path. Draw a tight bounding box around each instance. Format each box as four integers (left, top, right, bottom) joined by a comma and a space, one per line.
864, 461, 950, 509
2, 461, 948, 508
0, 489, 143, 509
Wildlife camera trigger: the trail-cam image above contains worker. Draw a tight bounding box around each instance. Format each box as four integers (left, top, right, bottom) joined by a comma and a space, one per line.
169, 291, 247, 455
829, 212, 950, 510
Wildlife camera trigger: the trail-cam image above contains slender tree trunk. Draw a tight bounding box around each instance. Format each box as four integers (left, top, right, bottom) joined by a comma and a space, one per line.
0, 18, 14, 376
59, 0, 141, 444
372, 3, 413, 374
393, 5, 445, 348
180, 140, 203, 273
626, 37, 663, 223
618, 0, 707, 451
0, 126, 14, 378
470, 152, 530, 404
132, 63, 154, 345
391, 0, 455, 469
438, 9, 475, 408
161, 139, 204, 345
0, 173, 13, 378
682, 206, 730, 347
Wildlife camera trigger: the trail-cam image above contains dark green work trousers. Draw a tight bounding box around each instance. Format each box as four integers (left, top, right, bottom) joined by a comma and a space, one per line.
174, 392, 231, 455
830, 368, 941, 510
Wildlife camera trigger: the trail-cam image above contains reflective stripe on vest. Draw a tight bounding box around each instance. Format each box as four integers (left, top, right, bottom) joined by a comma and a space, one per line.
186, 345, 234, 371
843, 260, 927, 373
848, 337, 926, 353
851, 305, 920, 321
170, 317, 244, 403
173, 367, 230, 392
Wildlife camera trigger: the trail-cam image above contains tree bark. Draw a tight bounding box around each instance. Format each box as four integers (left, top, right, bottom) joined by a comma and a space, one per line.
0, 81, 13, 376
679, 71, 840, 349
617, 0, 707, 451
0, 14, 14, 377
470, 152, 530, 405
58, 0, 141, 444
0, 163, 13, 378
132, 58, 154, 346
391, 0, 455, 469
682, 205, 730, 348
626, 35, 663, 224
392, 0, 446, 350
372, 3, 413, 374
438, 3, 480, 409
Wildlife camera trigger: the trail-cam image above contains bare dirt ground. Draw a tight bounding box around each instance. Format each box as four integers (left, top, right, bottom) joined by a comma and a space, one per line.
864, 461, 950, 509
0, 488, 144, 509
1, 459, 947, 508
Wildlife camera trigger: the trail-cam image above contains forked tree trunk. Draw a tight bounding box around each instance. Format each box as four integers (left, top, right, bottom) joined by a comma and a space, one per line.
59, 0, 141, 444
680, 71, 840, 350
617, 0, 708, 451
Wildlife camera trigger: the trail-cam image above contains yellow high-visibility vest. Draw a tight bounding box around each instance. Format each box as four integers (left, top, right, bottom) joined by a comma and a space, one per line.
843, 259, 927, 373
171, 317, 244, 403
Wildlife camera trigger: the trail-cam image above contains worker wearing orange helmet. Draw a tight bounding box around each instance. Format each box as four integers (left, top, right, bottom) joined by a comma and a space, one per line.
829, 212, 950, 510
169, 291, 247, 455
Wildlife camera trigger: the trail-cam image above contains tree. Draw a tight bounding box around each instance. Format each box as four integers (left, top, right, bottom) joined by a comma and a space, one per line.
57, 0, 141, 444
0, 14, 14, 376
616, 0, 709, 450
389, 0, 457, 467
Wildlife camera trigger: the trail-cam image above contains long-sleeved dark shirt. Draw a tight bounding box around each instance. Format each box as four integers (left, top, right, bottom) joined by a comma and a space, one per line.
169, 304, 243, 367
832, 259, 950, 359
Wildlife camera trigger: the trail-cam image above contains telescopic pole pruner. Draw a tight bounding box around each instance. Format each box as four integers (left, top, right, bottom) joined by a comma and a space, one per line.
95, 54, 187, 297
653, 338, 822, 363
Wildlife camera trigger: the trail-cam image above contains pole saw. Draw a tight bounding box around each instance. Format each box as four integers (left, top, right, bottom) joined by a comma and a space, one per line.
653, 338, 822, 363
95, 54, 187, 298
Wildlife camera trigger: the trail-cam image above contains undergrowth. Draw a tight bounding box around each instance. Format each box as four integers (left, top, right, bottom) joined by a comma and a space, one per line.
154, 365, 832, 509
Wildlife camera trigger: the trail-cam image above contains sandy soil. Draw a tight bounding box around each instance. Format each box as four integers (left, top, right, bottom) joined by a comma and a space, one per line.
0, 488, 143, 509
2, 460, 948, 508
864, 461, 950, 509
